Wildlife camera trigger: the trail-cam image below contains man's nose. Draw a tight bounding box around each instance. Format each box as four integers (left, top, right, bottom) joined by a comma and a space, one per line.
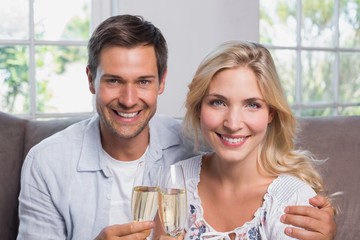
118, 85, 137, 107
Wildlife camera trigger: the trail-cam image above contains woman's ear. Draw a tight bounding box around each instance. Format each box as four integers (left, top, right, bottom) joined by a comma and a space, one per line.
268, 107, 275, 124
86, 66, 96, 94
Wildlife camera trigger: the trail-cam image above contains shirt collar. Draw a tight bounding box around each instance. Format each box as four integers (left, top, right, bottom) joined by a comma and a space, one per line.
77, 114, 183, 176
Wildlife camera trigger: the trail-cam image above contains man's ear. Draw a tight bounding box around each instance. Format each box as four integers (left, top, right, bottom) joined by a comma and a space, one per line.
158, 68, 167, 95
86, 66, 96, 94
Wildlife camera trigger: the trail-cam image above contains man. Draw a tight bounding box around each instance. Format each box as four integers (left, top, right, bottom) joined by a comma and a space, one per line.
17, 14, 336, 240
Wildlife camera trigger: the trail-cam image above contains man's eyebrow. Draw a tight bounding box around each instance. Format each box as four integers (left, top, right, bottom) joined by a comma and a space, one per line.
102, 74, 121, 79
138, 75, 157, 79
101, 74, 157, 79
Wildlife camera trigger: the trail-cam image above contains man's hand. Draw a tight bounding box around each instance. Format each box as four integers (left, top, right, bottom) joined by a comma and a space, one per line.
280, 195, 336, 240
95, 221, 155, 240
157, 235, 184, 240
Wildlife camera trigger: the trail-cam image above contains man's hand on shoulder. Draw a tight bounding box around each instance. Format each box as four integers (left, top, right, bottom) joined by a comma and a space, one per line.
281, 195, 336, 240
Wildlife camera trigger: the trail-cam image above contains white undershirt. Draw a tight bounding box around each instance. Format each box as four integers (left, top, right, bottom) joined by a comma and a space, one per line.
104, 148, 148, 225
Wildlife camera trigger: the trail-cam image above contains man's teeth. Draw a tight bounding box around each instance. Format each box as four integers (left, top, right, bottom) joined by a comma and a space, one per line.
117, 112, 137, 118
222, 136, 245, 144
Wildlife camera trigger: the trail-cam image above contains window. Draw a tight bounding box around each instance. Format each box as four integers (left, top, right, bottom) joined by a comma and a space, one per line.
0, 0, 98, 119
260, 0, 360, 116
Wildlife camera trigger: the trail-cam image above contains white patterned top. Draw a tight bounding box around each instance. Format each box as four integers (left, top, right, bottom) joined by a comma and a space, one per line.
177, 155, 317, 240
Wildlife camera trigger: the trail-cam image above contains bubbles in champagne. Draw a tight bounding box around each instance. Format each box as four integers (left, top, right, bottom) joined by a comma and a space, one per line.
131, 186, 159, 221
159, 188, 187, 237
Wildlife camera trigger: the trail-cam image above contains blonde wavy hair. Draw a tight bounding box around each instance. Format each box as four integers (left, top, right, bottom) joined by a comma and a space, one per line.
184, 41, 326, 195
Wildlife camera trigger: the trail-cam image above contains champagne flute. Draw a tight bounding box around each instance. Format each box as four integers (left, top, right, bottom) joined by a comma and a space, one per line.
158, 164, 187, 238
131, 162, 160, 222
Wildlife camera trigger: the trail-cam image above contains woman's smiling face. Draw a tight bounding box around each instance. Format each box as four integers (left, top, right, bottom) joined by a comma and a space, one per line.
199, 66, 273, 164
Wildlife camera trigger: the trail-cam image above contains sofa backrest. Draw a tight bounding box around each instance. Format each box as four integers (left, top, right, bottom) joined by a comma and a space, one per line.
0, 112, 27, 239
23, 116, 87, 158
0, 112, 85, 240
296, 116, 360, 239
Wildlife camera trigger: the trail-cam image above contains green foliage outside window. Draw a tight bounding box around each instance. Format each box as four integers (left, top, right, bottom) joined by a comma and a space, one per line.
260, 0, 360, 116
0, 7, 89, 114
0, 46, 29, 112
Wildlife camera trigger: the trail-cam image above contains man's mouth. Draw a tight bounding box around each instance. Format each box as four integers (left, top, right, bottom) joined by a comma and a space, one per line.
114, 110, 140, 118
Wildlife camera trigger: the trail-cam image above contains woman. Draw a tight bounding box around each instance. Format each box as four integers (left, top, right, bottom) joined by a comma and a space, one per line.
178, 41, 332, 239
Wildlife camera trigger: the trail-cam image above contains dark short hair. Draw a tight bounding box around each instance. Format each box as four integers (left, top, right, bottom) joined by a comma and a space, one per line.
87, 14, 168, 80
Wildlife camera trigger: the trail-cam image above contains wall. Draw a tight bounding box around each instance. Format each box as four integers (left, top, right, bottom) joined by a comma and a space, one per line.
112, 0, 259, 118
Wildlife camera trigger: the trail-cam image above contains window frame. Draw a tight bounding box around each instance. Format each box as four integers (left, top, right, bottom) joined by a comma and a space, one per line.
0, 0, 112, 119
260, 0, 360, 116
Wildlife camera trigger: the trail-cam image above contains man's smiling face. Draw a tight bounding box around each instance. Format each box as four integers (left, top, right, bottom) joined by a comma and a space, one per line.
88, 45, 165, 140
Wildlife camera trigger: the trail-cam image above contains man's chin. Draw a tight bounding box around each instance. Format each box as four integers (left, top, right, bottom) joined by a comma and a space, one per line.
113, 123, 148, 140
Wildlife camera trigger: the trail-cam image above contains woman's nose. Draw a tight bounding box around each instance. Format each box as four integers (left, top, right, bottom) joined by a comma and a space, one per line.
223, 108, 244, 131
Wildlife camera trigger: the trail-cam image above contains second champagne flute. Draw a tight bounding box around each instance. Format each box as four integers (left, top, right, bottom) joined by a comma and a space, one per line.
131, 163, 160, 222
158, 164, 187, 238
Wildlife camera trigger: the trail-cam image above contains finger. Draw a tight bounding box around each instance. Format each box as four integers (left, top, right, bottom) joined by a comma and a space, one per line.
309, 196, 336, 216
281, 210, 334, 239
309, 195, 331, 209
116, 221, 155, 236
98, 221, 155, 239
119, 230, 152, 240
284, 205, 334, 227
158, 235, 177, 240
281, 213, 323, 232
284, 206, 323, 221
158, 235, 184, 240
284, 226, 325, 240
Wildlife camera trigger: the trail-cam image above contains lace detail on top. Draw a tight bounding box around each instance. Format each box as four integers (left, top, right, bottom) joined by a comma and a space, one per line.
176, 155, 317, 240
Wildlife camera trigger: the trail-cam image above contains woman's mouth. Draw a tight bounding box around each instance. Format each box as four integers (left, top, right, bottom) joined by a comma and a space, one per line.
218, 134, 248, 145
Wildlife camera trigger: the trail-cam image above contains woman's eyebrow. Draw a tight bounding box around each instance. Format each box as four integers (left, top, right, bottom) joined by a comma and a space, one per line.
244, 97, 265, 102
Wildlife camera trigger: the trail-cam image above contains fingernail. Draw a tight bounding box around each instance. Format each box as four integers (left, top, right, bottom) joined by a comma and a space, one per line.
285, 227, 292, 235
280, 214, 285, 223
284, 207, 289, 213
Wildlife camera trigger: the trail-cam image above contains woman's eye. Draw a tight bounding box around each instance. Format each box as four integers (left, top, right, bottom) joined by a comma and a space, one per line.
247, 102, 261, 109
210, 100, 226, 107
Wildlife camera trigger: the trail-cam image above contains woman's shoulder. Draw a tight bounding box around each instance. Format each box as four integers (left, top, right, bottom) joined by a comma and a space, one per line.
267, 175, 316, 205
175, 155, 206, 200
175, 155, 203, 178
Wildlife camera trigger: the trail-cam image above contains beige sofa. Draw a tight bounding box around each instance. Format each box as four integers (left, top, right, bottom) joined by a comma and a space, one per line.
0, 111, 359, 239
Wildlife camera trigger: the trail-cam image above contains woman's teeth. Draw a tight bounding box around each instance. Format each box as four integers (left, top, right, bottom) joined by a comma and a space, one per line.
221, 135, 245, 144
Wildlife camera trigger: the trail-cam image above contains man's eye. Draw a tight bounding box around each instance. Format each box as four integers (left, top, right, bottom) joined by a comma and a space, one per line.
107, 79, 119, 84
139, 79, 150, 85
